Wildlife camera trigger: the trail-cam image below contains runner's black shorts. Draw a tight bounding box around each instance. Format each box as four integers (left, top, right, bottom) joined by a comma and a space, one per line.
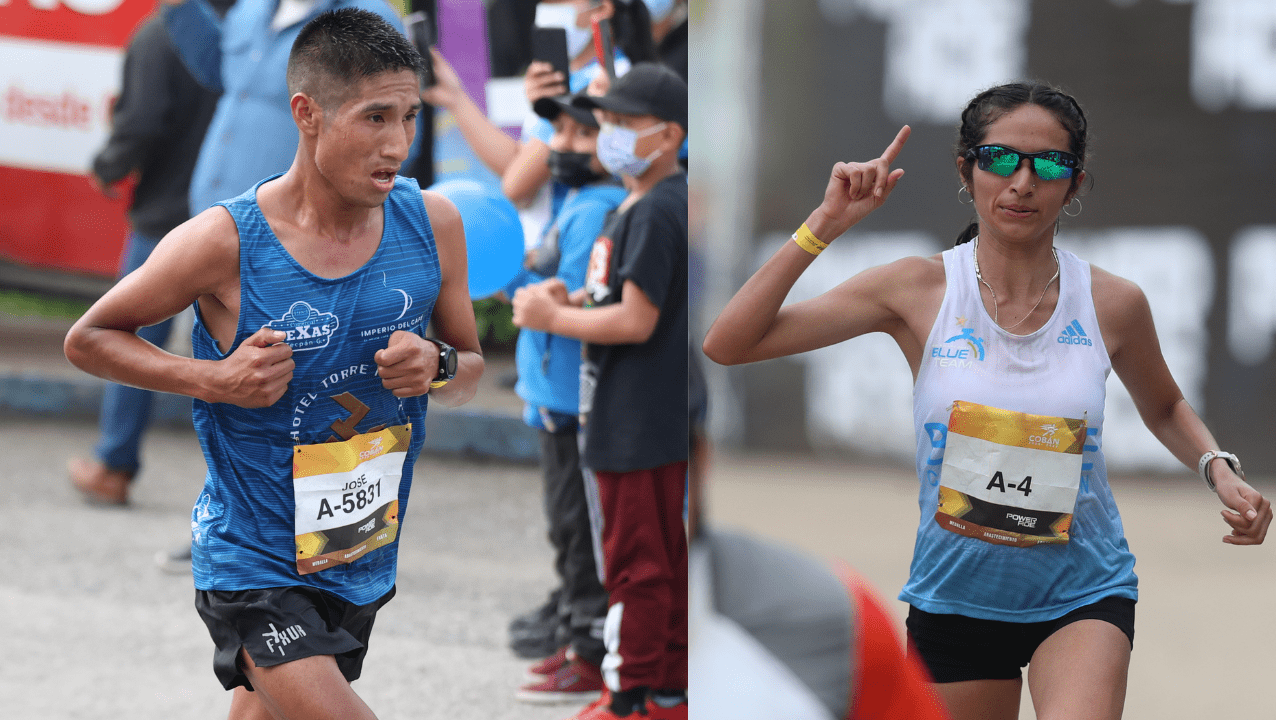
905, 595, 1135, 683
195, 584, 396, 691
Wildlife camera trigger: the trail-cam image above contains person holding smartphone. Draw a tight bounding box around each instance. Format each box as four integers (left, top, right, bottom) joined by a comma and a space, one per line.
702, 81, 1272, 720
421, 0, 653, 209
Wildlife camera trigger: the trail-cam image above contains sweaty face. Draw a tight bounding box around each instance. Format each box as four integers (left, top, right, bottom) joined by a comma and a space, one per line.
963, 104, 1083, 247
312, 68, 421, 208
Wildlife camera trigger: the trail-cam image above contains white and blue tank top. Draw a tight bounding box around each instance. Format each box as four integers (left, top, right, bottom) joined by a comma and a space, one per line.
902, 240, 1138, 621
190, 174, 440, 605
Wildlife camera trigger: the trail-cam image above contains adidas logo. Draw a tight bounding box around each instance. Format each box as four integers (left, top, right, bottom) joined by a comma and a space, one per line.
1058, 319, 1093, 346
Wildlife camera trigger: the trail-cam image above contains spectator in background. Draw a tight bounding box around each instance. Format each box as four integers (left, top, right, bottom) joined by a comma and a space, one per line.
68, 1, 232, 506
648, 0, 685, 81
507, 92, 626, 704
423, 0, 652, 209
422, 0, 654, 662
159, 0, 418, 217
512, 63, 688, 720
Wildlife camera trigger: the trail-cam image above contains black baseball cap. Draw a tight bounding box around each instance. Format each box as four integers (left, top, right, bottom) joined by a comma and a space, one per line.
533, 92, 599, 128
571, 62, 687, 129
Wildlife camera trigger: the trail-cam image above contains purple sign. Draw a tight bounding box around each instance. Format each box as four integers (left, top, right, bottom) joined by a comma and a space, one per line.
437, 0, 491, 116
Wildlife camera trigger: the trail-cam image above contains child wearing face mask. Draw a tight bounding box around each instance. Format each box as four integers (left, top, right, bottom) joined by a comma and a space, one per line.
423, 0, 654, 218
502, 92, 627, 707
511, 62, 688, 720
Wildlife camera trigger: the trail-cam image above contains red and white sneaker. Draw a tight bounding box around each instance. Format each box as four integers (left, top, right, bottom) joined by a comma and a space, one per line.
516, 656, 604, 705
526, 644, 572, 682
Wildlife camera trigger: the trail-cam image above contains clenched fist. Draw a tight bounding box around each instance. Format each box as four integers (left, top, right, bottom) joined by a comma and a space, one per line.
374, 330, 438, 398
212, 327, 294, 407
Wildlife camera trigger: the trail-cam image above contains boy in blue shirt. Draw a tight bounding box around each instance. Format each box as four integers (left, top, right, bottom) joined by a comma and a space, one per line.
507, 91, 627, 707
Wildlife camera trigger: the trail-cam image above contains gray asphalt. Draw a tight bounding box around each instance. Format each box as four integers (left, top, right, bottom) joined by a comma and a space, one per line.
1, 416, 587, 720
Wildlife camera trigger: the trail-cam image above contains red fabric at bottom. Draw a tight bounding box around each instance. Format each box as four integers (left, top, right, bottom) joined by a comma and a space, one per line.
835, 563, 951, 720
594, 462, 688, 691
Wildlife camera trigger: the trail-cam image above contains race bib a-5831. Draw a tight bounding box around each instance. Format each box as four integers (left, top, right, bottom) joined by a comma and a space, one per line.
292, 424, 410, 575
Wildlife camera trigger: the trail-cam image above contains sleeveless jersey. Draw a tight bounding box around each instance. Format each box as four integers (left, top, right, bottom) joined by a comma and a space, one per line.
190, 174, 440, 606
901, 240, 1138, 622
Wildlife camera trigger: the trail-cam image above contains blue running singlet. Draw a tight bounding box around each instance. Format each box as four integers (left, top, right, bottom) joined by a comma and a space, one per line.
902, 241, 1138, 622
190, 174, 441, 605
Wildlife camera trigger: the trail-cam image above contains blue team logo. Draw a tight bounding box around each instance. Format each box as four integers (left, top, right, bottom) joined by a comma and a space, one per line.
1058, 319, 1093, 346
931, 326, 986, 368
267, 301, 340, 351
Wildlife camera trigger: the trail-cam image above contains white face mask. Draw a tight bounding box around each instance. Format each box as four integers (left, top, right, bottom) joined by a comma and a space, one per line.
596, 121, 667, 177
535, 2, 594, 60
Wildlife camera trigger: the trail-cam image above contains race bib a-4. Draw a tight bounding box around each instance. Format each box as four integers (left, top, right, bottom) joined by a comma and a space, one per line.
292, 424, 410, 575
936, 401, 1086, 547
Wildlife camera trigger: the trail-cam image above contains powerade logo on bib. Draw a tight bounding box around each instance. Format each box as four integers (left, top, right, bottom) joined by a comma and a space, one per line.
267, 301, 340, 351
1058, 319, 1093, 346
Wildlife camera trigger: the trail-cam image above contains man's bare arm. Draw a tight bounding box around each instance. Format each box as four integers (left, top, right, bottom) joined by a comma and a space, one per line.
64, 208, 295, 408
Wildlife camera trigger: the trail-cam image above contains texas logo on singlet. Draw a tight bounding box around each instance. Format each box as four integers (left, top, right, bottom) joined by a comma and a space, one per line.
936, 401, 1087, 547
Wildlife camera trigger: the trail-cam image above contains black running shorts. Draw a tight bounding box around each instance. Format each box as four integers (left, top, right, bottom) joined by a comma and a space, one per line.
905, 595, 1135, 683
195, 584, 396, 691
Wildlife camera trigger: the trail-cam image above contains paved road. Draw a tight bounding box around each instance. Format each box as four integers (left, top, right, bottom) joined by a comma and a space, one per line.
706, 450, 1276, 720
3, 416, 588, 720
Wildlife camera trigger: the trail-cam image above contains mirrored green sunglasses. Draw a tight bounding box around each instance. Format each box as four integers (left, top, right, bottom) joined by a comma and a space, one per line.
968, 144, 1080, 181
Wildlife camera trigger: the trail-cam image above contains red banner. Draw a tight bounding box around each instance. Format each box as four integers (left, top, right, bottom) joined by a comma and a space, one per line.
0, 0, 156, 278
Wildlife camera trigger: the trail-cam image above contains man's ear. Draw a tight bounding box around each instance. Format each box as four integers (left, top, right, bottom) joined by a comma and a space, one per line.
292, 92, 323, 136
661, 122, 686, 152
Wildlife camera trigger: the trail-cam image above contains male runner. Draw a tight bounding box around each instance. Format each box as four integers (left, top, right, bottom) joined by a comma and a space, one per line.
64, 10, 483, 719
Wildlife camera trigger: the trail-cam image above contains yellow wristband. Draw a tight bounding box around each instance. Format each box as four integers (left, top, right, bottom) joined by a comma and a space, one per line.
429, 379, 449, 389
792, 223, 828, 256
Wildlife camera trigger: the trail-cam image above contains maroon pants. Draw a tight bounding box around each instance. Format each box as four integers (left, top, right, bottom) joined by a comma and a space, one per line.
593, 461, 689, 691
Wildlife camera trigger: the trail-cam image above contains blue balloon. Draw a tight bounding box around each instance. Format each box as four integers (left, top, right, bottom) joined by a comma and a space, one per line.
427, 179, 524, 300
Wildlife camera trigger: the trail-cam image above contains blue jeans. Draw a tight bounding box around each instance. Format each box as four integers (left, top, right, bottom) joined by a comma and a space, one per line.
94, 231, 174, 474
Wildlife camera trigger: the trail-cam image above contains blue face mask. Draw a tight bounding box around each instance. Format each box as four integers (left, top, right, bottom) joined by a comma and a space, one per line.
596, 121, 667, 177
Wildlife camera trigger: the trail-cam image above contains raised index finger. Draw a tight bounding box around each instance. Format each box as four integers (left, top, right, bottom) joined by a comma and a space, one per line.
881, 125, 911, 164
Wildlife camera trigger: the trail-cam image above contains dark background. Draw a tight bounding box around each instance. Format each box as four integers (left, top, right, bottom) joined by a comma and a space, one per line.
705, 0, 1276, 470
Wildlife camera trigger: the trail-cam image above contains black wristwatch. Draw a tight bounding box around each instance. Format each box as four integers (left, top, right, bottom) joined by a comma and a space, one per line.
428, 338, 458, 388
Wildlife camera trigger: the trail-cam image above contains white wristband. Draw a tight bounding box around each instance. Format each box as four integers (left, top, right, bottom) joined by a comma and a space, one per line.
1198, 451, 1243, 492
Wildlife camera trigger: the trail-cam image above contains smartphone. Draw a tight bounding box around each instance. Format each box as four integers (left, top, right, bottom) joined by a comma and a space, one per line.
531, 26, 571, 81
591, 17, 615, 80
404, 11, 437, 87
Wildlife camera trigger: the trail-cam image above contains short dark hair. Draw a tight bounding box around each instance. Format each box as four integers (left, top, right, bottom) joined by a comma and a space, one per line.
953, 81, 1091, 245
287, 8, 426, 110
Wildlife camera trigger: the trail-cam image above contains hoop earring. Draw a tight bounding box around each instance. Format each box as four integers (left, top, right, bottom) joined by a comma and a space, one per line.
958, 186, 973, 204
1064, 197, 1082, 217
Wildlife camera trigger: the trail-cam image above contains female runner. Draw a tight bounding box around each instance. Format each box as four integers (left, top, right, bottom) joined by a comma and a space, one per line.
702, 82, 1271, 720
